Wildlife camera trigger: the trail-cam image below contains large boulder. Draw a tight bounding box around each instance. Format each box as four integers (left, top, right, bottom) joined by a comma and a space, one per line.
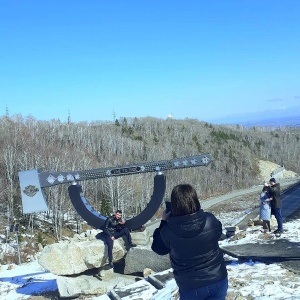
38, 238, 126, 275
124, 247, 171, 275
56, 268, 138, 298
131, 228, 150, 245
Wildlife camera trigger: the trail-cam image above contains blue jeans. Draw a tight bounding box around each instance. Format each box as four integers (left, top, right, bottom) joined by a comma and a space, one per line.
272, 208, 283, 231
179, 277, 228, 300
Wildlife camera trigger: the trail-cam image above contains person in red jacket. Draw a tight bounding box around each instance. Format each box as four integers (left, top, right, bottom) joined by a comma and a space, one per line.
151, 184, 228, 300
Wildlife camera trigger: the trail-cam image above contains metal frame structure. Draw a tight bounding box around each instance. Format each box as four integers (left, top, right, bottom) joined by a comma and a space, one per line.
18, 153, 212, 230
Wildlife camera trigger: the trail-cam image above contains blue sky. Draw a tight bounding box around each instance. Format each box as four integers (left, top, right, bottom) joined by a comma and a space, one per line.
1, 1, 299, 123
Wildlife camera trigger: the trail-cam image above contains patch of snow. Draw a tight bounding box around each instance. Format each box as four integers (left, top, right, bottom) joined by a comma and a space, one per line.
1, 208, 300, 299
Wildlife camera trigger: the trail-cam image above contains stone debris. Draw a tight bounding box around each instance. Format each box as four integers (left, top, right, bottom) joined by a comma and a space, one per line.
111, 268, 177, 300
57, 269, 139, 298
143, 268, 156, 278
110, 280, 157, 300
225, 226, 240, 238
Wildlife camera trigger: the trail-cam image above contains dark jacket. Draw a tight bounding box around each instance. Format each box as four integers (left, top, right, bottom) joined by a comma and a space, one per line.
151, 209, 227, 290
103, 215, 125, 237
268, 183, 281, 208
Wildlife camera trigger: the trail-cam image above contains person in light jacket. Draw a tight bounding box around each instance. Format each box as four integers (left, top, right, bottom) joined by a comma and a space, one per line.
260, 183, 273, 233
151, 184, 228, 300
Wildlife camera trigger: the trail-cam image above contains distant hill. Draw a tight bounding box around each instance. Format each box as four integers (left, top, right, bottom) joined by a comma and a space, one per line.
242, 116, 300, 127
209, 106, 300, 127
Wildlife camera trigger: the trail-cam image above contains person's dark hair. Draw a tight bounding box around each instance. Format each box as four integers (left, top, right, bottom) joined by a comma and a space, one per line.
171, 184, 201, 216
116, 209, 122, 214
262, 186, 269, 192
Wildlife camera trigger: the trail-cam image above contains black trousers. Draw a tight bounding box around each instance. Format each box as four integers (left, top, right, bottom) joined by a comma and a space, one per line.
104, 227, 132, 262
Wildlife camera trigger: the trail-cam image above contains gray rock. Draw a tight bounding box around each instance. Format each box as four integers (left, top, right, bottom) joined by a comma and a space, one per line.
124, 247, 171, 275
57, 271, 137, 298
38, 238, 126, 275
131, 228, 150, 245
111, 279, 157, 300
111, 269, 178, 300
57, 274, 107, 298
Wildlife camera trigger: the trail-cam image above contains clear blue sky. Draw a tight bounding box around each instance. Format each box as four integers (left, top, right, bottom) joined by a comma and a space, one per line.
1, 1, 299, 123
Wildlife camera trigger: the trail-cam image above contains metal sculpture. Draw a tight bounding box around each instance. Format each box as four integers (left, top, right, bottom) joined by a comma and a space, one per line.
18, 153, 212, 230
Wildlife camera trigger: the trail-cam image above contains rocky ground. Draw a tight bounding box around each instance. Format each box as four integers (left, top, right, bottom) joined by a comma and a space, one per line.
6, 160, 300, 299
209, 191, 259, 228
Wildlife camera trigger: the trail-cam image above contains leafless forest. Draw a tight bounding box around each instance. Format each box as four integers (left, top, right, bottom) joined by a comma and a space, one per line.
0, 114, 299, 240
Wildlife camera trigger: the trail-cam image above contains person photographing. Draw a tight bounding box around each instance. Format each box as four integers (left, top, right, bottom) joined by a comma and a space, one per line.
151, 184, 228, 300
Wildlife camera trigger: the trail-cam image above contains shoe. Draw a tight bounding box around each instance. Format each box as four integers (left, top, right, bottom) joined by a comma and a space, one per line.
273, 229, 283, 234
128, 243, 137, 247
108, 261, 114, 269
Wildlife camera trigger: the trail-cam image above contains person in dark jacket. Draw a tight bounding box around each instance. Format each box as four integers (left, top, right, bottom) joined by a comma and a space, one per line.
151, 184, 228, 300
103, 210, 136, 268
268, 177, 283, 234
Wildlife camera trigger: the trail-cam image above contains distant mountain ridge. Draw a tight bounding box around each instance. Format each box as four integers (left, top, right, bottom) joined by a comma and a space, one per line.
209, 106, 300, 127
241, 116, 300, 127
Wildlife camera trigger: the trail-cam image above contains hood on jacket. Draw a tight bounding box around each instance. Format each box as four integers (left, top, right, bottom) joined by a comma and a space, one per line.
167, 209, 207, 238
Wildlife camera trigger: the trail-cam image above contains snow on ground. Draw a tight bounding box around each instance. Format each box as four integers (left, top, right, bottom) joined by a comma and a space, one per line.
221, 219, 300, 299
1, 215, 300, 299
0, 260, 58, 299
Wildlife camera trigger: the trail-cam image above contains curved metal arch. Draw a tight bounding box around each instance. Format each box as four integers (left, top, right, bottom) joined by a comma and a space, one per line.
19, 154, 212, 215
68, 174, 166, 231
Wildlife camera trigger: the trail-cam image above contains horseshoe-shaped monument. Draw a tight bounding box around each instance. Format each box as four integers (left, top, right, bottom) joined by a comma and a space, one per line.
18, 153, 212, 230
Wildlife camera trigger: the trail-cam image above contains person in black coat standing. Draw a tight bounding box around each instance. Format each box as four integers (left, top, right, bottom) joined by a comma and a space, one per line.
268, 177, 283, 234
151, 184, 228, 300
103, 210, 136, 268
